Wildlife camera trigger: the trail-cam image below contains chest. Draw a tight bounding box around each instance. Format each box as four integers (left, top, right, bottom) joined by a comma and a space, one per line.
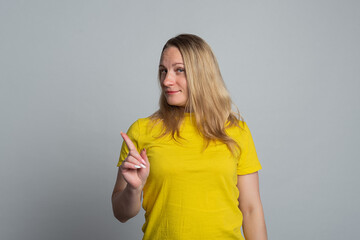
144, 135, 238, 183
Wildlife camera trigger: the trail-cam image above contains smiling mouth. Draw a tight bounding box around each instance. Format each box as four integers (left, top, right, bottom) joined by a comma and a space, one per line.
165, 90, 181, 94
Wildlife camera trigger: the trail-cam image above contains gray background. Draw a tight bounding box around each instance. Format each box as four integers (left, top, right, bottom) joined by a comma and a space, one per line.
1, 0, 359, 239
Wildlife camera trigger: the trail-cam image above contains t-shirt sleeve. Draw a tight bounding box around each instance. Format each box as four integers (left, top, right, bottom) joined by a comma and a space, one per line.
237, 122, 262, 175
116, 120, 141, 167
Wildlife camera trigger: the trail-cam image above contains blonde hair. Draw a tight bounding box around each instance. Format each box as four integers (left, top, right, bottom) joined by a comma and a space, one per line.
150, 34, 243, 155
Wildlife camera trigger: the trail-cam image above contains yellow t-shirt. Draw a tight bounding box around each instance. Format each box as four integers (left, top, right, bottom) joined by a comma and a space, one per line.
117, 114, 262, 240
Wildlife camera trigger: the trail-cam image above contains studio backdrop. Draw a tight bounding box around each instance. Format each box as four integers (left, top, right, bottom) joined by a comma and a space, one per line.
0, 1, 359, 240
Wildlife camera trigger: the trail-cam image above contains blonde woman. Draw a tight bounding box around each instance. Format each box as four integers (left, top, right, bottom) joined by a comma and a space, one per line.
111, 34, 267, 240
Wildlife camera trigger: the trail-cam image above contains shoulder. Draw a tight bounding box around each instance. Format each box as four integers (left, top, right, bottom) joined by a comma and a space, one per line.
227, 119, 250, 135
225, 120, 255, 147
127, 115, 153, 125
134, 116, 161, 128
127, 116, 163, 134
238, 120, 251, 134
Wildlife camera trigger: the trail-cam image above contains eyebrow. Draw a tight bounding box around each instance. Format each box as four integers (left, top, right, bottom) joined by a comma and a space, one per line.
159, 63, 184, 68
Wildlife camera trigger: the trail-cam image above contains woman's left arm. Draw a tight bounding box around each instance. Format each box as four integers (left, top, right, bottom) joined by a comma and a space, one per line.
237, 171, 267, 240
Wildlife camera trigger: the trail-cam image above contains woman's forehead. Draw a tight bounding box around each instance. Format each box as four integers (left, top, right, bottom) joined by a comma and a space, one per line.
161, 47, 183, 63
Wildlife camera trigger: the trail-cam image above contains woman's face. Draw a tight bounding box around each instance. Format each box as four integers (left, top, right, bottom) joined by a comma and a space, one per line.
159, 47, 188, 107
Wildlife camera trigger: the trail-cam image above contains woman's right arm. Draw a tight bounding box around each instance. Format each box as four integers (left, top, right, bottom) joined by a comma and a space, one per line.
111, 132, 150, 223
111, 169, 143, 223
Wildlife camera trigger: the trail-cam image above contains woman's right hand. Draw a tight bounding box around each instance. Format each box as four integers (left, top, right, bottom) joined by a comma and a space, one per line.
119, 132, 150, 191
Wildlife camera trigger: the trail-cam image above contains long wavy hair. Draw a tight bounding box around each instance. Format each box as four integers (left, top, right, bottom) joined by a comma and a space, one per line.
150, 34, 244, 155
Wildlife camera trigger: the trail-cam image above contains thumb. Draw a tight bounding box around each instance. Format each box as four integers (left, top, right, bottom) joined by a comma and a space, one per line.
140, 148, 149, 165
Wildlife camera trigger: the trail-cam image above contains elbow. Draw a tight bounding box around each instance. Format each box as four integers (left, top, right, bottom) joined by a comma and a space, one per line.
111, 193, 126, 223
113, 213, 129, 223
112, 205, 131, 223
112, 202, 139, 223
239, 202, 263, 217
119, 218, 128, 223
240, 207, 255, 217
113, 210, 139, 223
111, 190, 141, 223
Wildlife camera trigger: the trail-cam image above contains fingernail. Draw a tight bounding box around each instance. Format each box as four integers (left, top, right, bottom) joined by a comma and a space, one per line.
134, 165, 141, 168
140, 158, 146, 165
140, 164, 146, 168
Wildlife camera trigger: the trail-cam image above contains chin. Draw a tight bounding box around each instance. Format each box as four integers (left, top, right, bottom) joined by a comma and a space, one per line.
166, 98, 186, 107
167, 101, 186, 107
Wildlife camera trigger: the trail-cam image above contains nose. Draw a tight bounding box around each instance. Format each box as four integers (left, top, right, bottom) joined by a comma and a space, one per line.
162, 72, 175, 87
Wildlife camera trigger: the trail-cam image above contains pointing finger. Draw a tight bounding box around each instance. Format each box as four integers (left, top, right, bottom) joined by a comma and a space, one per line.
120, 132, 136, 151
121, 131, 145, 163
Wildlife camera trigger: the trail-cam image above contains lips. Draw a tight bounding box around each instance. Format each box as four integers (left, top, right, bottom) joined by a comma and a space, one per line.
165, 90, 181, 94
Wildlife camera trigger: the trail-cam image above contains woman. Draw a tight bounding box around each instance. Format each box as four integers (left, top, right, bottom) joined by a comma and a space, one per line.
111, 34, 267, 240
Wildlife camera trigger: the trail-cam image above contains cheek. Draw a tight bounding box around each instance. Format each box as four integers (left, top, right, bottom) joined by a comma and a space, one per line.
180, 78, 188, 92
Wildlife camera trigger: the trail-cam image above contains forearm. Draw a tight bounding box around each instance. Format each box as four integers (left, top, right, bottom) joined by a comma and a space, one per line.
242, 207, 267, 240
112, 184, 142, 223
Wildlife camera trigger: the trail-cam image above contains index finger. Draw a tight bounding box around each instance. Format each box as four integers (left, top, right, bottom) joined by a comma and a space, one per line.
120, 132, 137, 151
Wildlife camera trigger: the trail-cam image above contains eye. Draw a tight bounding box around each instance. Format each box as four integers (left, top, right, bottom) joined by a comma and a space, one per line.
176, 68, 185, 73
159, 68, 167, 74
